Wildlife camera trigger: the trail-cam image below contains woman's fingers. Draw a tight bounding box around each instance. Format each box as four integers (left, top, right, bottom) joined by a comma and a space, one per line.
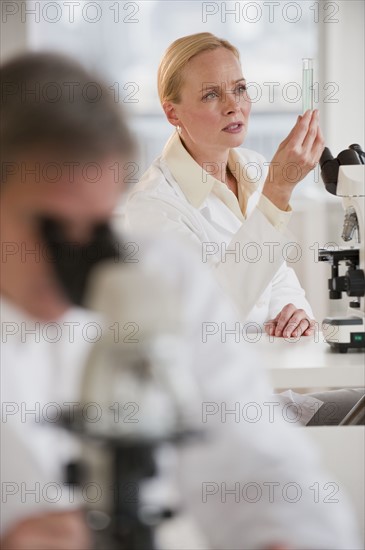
263, 109, 324, 208
290, 317, 313, 338
274, 304, 297, 337
265, 305, 314, 338
281, 312, 305, 338
264, 310, 281, 335
282, 110, 321, 162
303, 319, 316, 336
287, 109, 313, 147
312, 124, 326, 164
269, 110, 321, 184
301, 110, 319, 151
264, 318, 277, 335
282, 312, 313, 338
280, 114, 302, 146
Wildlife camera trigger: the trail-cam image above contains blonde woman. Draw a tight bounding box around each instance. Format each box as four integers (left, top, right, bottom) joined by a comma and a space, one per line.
125, 33, 324, 338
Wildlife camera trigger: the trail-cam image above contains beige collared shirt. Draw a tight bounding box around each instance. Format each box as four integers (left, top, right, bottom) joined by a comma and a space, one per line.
163, 131, 292, 231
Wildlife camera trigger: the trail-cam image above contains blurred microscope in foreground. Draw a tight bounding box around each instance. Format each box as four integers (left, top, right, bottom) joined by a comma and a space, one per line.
319, 144, 365, 352
74, 263, 202, 550
42, 220, 202, 550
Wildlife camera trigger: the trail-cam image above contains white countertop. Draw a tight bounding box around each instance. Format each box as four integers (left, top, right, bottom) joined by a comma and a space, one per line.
255, 333, 365, 389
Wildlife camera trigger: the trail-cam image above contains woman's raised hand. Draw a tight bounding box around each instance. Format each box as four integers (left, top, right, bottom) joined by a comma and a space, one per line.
262, 110, 325, 210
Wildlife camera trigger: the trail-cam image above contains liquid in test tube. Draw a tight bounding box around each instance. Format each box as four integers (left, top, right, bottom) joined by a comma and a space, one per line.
302, 58, 314, 113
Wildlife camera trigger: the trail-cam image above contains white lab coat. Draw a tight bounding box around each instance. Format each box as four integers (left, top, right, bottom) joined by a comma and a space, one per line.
0, 237, 360, 549
124, 138, 313, 325
0, 302, 96, 532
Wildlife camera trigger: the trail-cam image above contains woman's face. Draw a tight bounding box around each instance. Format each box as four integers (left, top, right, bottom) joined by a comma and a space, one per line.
166, 47, 251, 156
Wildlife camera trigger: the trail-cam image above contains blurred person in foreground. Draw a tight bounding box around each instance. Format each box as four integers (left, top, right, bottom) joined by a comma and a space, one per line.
0, 53, 362, 550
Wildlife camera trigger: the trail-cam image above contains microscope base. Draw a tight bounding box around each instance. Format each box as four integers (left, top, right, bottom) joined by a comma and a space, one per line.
323, 316, 365, 353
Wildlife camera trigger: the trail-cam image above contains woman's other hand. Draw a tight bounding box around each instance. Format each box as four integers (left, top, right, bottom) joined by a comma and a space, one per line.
264, 303, 316, 338
262, 110, 325, 210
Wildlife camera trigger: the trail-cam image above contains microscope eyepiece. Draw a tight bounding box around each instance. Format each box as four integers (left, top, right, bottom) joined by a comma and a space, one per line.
338, 149, 362, 166
320, 144, 365, 194
349, 144, 365, 164
319, 147, 334, 169
320, 147, 339, 194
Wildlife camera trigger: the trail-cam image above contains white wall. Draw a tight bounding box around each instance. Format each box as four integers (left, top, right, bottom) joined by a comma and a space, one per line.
292, 0, 365, 322
321, 0, 365, 152
0, 1, 27, 62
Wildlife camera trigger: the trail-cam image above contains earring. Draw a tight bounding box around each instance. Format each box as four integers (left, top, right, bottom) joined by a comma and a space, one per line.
176, 125, 182, 135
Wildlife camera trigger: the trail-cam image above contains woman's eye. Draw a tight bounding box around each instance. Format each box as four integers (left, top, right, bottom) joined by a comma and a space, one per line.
203, 91, 218, 101
236, 84, 247, 94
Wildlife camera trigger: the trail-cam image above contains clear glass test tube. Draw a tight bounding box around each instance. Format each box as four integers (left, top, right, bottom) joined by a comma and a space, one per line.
302, 58, 313, 113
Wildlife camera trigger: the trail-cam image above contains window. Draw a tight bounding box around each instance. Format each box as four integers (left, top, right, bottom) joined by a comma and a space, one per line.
27, 0, 318, 162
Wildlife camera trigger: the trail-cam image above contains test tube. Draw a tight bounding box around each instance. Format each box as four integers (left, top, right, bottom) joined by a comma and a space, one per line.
302, 58, 313, 113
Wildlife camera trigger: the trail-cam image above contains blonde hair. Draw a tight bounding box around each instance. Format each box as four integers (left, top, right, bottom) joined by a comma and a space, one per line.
157, 32, 240, 105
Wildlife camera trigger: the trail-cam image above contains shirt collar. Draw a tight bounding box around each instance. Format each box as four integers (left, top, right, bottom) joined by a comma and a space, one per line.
161, 131, 259, 215
161, 131, 215, 208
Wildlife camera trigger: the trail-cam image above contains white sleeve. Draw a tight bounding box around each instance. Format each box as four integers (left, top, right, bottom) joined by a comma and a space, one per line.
143, 239, 361, 550
0, 422, 81, 536
268, 262, 314, 319
125, 191, 291, 322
